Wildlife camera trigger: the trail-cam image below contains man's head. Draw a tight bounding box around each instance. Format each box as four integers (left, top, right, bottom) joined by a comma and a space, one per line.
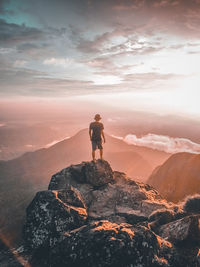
94, 114, 101, 121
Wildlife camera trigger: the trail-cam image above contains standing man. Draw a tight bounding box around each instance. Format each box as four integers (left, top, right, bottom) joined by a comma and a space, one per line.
89, 114, 106, 161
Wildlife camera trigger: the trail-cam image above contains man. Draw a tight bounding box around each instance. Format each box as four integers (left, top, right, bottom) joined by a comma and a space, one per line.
89, 114, 106, 161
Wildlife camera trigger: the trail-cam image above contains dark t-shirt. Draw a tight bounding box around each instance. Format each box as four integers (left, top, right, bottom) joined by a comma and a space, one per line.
89, 121, 104, 141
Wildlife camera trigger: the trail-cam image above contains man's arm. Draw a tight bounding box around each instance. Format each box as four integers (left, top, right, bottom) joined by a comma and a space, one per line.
101, 130, 106, 143
89, 125, 92, 141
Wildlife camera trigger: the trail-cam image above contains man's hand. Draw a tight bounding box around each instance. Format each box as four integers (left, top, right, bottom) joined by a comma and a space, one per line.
89, 128, 92, 141
103, 138, 106, 143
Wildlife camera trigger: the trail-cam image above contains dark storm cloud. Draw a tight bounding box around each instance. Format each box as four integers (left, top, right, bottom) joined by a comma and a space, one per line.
0, 18, 66, 46
0, 19, 44, 45
0, 0, 11, 14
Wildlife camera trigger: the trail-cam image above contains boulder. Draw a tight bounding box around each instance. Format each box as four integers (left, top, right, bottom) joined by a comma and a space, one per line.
23, 189, 87, 250
159, 215, 200, 245
115, 207, 147, 225
149, 209, 175, 224
50, 220, 168, 267
48, 163, 86, 190
84, 159, 114, 186
48, 161, 171, 223
49, 160, 114, 189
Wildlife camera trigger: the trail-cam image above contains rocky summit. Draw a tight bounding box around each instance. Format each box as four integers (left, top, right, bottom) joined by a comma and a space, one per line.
21, 160, 200, 267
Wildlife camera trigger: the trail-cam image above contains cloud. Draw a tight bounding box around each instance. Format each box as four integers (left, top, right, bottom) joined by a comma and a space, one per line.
13, 60, 27, 67
118, 72, 182, 89
76, 30, 119, 54
77, 28, 164, 58
1, 0, 200, 100
0, 47, 15, 54
43, 57, 73, 67
109, 0, 200, 39
84, 56, 137, 77
112, 1, 144, 11
123, 133, 200, 154
0, 0, 11, 14
0, 66, 106, 97
123, 72, 179, 82
0, 19, 44, 45
107, 118, 117, 123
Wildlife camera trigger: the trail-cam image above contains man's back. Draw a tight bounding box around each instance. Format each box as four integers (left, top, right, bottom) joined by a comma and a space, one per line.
89, 121, 104, 141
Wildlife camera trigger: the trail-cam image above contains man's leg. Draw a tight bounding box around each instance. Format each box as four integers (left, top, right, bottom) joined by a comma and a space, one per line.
92, 150, 96, 161
91, 141, 97, 161
100, 149, 103, 160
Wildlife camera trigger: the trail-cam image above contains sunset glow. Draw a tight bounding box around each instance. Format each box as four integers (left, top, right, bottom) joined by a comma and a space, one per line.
0, 0, 200, 118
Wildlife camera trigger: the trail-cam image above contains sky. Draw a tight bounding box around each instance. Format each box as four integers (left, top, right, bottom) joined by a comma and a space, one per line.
0, 0, 200, 118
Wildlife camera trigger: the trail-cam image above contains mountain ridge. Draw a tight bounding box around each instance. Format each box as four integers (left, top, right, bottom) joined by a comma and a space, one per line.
148, 152, 200, 202
0, 128, 170, 247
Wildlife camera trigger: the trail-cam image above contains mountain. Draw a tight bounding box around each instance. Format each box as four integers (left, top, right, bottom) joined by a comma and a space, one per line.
0, 122, 67, 160
147, 152, 200, 202
10, 160, 200, 267
0, 128, 170, 246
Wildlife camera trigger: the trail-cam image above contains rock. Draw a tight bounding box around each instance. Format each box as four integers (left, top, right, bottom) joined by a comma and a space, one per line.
84, 159, 114, 186
69, 163, 86, 183
87, 178, 170, 221
23, 189, 87, 250
49, 160, 114, 189
115, 207, 147, 224
57, 186, 86, 208
159, 215, 200, 245
141, 200, 172, 217
48, 163, 85, 190
183, 194, 200, 214
22, 160, 200, 266
48, 160, 114, 205
0, 240, 24, 267
148, 209, 176, 233
149, 209, 175, 224
50, 220, 168, 267
47, 161, 171, 224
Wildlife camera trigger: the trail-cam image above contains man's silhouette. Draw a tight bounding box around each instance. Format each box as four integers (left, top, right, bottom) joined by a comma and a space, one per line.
89, 114, 106, 161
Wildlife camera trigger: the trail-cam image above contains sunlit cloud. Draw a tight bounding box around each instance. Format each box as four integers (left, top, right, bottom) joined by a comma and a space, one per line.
124, 133, 200, 154
13, 60, 27, 67
43, 57, 74, 68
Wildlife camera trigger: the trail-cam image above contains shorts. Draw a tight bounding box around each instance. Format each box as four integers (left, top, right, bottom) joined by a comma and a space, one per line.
91, 140, 103, 151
